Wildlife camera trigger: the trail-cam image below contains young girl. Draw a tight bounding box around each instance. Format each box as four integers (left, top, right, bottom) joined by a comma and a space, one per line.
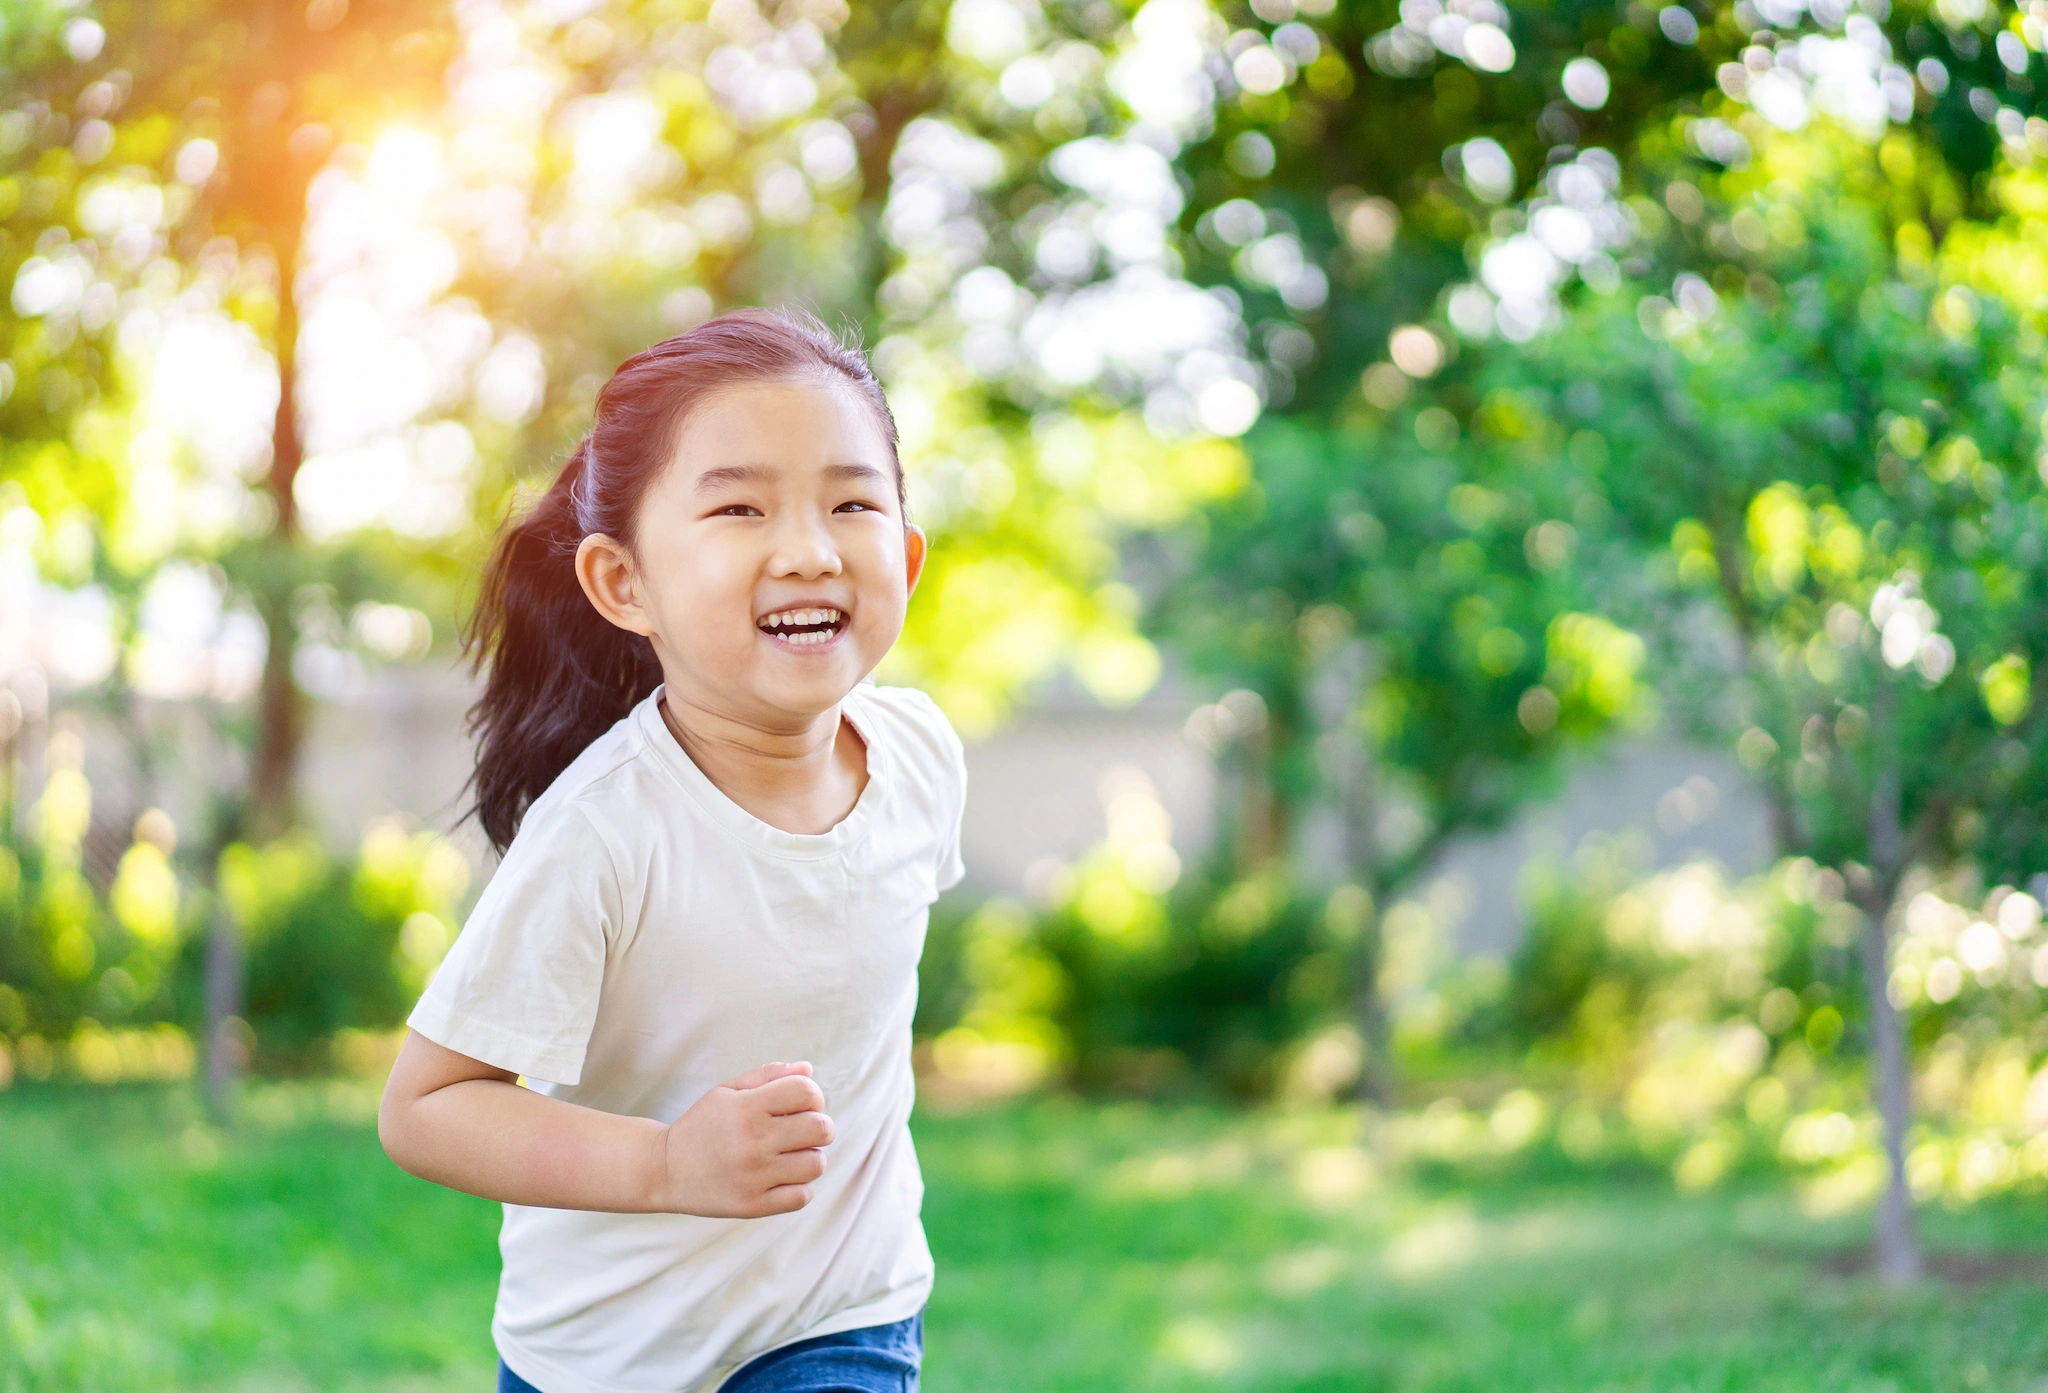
378, 310, 966, 1393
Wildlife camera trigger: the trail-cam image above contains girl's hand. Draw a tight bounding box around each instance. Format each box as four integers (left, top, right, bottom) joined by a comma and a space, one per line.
656, 1061, 835, 1217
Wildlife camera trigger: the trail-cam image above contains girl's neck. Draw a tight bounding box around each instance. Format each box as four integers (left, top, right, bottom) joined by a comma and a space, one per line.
657, 685, 868, 835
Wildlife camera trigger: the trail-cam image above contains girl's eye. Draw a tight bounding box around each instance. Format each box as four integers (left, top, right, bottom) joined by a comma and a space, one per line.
717, 504, 762, 517
833, 500, 875, 514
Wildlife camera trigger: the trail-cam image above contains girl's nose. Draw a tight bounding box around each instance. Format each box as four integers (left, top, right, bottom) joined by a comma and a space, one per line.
768, 512, 843, 579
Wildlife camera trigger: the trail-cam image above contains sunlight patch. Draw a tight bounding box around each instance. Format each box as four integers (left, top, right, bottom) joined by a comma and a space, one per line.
1799, 1154, 1886, 1218
1157, 1317, 1241, 1375
1108, 1141, 1251, 1199
1386, 1209, 1481, 1279
1294, 1145, 1377, 1210
1261, 1246, 1348, 1298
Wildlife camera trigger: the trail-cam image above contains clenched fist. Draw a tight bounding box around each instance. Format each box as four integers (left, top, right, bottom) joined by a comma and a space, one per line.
655, 1061, 836, 1218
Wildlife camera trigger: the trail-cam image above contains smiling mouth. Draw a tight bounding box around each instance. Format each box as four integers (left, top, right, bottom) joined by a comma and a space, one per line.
757, 606, 847, 647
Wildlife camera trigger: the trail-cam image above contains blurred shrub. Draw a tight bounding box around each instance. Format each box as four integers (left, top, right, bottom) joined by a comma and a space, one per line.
1504, 839, 1648, 1050
1044, 862, 1345, 1097
0, 738, 191, 1050
917, 822, 2048, 1211
921, 840, 1353, 1101
217, 820, 470, 1070
1465, 847, 2048, 1204
1, 746, 471, 1079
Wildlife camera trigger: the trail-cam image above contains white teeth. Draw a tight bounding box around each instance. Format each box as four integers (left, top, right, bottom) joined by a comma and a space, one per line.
759, 607, 844, 641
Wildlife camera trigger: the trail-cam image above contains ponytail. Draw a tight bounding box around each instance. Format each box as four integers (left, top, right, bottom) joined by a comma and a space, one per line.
465, 441, 662, 852
463, 307, 901, 852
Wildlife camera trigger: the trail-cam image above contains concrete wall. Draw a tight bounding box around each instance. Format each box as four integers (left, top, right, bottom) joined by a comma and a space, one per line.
293, 668, 1221, 894
53, 662, 1776, 957
1408, 741, 1773, 957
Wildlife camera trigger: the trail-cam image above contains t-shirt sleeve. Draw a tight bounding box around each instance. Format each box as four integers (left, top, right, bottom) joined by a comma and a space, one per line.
406, 801, 624, 1086
926, 697, 968, 894
936, 769, 967, 891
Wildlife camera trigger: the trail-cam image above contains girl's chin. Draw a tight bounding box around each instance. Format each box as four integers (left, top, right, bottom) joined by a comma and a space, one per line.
745, 635, 864, 698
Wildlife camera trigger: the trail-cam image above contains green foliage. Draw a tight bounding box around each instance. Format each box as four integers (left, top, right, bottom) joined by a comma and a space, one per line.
233, 868, 407, 1067
925, 863, 1349, 1099
1146, 401, 1653, 1104
0, 745, 189, 1043
1497, 846, 1854, 1073
1489, 134, 2048, 884
216, 823, 467, 1069
0, 741, 469, 1073
1227, 0, 2048, 416
1042, 865, 1345, 1096
1157, 416, 1641, 853
0, 0, 457, 556
0, 840, 120, 1037
1505, 842, 1651, 1048
1459, 845, 2048, 1203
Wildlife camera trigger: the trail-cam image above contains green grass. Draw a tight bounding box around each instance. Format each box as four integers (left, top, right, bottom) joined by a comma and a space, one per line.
2, 1083, 2045, 1392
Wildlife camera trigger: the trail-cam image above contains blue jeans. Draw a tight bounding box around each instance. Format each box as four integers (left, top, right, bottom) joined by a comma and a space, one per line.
496, 1312, 922, 1393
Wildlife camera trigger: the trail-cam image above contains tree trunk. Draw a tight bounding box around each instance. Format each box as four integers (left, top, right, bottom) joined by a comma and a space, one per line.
1353, 912, 1394, 1106
1315, 642, 1396, 1107
249, 225, 304, 841
1232, 698, 1280, 874
1707, 525, 1804, 853
202, 891, 244, 1126
211, 220, 304, 1111
1857, 682, 1920, 1285
1856, 887, 1919, 1284
199, 707, 246, 1127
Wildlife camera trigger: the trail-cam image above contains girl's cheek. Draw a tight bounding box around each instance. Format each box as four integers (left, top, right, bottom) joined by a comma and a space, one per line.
865, 594, 909, 638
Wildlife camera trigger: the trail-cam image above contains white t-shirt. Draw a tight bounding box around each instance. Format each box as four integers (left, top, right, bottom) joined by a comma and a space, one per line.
406, 681, 966, 1393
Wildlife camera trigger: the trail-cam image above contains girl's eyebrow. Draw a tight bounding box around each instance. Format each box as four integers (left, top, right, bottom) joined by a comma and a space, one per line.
693, 461, 890, 493
694, 463, 769, 494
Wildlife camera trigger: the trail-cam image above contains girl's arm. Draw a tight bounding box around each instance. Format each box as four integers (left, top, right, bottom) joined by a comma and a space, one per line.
377, 1030, 835, 1217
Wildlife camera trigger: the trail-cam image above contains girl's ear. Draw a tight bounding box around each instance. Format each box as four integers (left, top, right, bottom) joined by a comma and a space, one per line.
575, 534, 654, 636
902, 523, 928, 598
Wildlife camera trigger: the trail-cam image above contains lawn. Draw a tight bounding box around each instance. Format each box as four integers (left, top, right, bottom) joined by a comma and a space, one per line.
1, 1081, 2044, 1392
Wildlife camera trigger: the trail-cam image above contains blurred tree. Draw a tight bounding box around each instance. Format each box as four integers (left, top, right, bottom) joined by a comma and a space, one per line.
0, 0, 458, 836
389, 0, 1255, 735
1171, 0, 2045, 413
1, 0, 458, 1119
1494, 120, 2048, 1282
1154, 411, 1648, 1100
1142, 0, 2048, 1142
829, 0, 1272, 726
0, 0, 1274, 1097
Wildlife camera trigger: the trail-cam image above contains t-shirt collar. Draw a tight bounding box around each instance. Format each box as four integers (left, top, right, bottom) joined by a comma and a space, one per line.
630, 683, 889, 859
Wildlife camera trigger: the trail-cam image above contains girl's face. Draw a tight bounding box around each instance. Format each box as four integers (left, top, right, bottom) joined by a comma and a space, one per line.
576, 377, 925, 727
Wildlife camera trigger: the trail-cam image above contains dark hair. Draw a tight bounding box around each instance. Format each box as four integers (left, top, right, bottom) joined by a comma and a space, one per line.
464, 307, 902, 853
